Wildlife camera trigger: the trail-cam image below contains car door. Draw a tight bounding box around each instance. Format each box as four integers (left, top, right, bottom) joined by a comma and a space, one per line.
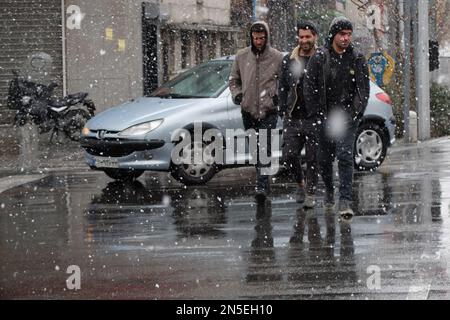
223, 89, 249, 164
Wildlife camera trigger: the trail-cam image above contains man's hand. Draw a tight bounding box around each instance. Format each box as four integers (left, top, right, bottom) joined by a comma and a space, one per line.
353, 110, 364, 122
233, 93, 243, 105
272, 94, 279, 107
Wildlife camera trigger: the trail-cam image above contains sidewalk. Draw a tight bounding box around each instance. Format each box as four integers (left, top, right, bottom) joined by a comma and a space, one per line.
0, 124, 88, 177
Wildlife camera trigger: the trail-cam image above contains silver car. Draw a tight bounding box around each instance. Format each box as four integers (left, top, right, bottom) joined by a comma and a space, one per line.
81, 56, 396, 184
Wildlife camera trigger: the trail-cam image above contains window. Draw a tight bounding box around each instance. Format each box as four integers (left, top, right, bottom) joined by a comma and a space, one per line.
151, 60, 232, 98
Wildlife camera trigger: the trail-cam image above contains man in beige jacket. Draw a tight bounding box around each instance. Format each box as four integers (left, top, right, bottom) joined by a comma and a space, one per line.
229, 21, 284, 201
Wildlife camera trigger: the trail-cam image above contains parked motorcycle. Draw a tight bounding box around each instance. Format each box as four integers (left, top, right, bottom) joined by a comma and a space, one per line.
7, 69, 96, 142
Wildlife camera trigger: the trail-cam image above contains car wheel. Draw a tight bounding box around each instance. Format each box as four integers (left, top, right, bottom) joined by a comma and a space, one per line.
354, 122, 387, 171
103, 168, 144, 181
171, 138, 218, 185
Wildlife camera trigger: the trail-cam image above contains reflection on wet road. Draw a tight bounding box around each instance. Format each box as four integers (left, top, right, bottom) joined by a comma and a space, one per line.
2, 138, 450, 299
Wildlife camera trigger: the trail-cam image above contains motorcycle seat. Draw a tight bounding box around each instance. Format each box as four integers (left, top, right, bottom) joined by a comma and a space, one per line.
66, 92, 88, 101
48, 92, 88, 108
48, 99, 66, 108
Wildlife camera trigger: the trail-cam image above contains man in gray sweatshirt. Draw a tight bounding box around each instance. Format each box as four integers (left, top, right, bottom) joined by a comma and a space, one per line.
229, 21, 284, 201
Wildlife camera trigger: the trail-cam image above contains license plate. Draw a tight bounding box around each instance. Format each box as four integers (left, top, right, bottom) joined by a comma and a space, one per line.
94, 156, 119, 168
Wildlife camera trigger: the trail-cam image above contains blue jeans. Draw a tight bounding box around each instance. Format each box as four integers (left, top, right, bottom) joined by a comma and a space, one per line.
317, 120, 358, 201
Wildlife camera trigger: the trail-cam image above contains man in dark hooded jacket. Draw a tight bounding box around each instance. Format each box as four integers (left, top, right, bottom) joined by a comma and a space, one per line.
229, 21, 284, 201
304, 16, 370, 218
278, 21, 319, 208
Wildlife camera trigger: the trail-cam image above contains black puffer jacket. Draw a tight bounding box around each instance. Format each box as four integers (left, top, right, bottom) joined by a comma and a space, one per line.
303, 43, 370, 121
278, 47, 311, 119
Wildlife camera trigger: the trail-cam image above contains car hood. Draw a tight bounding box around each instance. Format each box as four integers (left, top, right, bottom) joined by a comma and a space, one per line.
86, 97, 207, 131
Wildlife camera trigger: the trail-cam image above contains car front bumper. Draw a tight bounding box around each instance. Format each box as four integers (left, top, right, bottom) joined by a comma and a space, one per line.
81, 137, 172, 171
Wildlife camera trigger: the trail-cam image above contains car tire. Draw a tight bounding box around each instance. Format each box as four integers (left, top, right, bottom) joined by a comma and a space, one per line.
354, 122, 388, 171
103, 168, 144, 181
170, 135, 218, 185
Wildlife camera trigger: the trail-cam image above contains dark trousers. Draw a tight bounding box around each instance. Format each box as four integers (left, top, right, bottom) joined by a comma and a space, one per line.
317, 120, 358, 201
282, 117, 318, 194
241, 110, 278, 189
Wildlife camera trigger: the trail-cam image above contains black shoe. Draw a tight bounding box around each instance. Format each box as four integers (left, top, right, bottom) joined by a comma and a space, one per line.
289, 235, 303, 245
255, 186, 268, 202
274, 164, 289, 177
338, 199, 354, 220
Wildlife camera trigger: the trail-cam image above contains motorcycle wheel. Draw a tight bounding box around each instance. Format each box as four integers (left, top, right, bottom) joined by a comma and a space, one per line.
83, 99, 96, 116
14, 110, 28, 126
64, 109, 91, 142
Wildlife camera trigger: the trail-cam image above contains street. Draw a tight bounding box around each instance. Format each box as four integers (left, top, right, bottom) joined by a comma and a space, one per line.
1, 137, 450, 299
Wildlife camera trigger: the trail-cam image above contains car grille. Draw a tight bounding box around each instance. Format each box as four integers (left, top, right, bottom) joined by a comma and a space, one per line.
81, 137, 165, 158
83, 139, 137, 157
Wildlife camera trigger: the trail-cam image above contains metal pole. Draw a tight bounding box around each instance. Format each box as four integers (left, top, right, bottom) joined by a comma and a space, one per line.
429, 0, 437, 83
417, 0, 430, 140
429, 0, 437, 41
157, 24, 162, 87
411, 0, 419, 115
61, 0, 67, 96
402, 0, 410, 143
399, 0, 404, 49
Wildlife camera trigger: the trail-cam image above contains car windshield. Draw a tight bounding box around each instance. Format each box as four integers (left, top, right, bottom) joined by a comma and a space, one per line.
150, 60, 232, 99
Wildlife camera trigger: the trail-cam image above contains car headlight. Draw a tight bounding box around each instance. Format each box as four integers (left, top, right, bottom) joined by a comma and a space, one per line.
82, 127, 90, 136
118, 119, 164, 137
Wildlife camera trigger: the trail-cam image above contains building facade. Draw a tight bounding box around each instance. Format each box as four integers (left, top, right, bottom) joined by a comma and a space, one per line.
0, 0, 403, 120
0, 0, 247, 121
0, 0, 64, 123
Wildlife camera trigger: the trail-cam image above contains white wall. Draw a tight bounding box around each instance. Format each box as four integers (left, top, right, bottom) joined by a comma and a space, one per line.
432, 57, 450, 89
64, 0, 233, 112
65, 0, 143, 112
161, 0, 230, 25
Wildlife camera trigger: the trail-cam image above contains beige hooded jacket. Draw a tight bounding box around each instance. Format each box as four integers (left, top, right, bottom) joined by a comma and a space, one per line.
229, 21, 284, 119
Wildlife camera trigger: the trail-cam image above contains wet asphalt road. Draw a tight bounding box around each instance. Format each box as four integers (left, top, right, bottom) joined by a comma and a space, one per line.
2, 138, 450, 299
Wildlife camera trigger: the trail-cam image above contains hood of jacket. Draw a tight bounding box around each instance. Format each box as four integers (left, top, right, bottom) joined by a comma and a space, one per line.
250, 20, 271, 54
